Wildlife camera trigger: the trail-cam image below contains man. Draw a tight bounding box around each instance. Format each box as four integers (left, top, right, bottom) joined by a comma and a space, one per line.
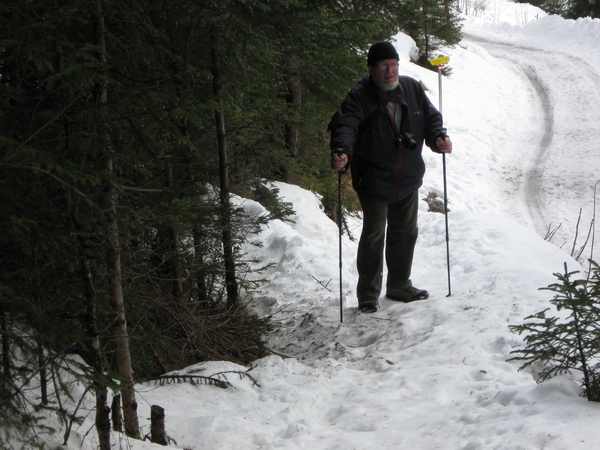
329, 41, 452, 313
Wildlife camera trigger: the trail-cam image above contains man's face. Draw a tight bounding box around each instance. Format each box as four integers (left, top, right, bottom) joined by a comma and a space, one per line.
369, 58, 399, 91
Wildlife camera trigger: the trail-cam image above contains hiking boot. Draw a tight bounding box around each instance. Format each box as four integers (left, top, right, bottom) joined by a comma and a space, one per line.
386, 286, 429, 303
358, 297, 379, 313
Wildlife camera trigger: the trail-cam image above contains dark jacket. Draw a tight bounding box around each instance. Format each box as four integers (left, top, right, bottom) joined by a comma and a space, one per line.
330, 75, 446, 202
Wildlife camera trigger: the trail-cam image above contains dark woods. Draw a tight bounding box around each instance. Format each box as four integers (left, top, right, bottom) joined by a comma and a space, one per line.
0, 0, 462, 447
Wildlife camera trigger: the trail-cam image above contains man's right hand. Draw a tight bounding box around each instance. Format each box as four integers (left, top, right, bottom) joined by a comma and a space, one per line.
331, 152, 348, 171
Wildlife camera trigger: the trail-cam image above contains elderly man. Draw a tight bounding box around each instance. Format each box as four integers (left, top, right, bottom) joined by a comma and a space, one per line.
329, 41, 452, 313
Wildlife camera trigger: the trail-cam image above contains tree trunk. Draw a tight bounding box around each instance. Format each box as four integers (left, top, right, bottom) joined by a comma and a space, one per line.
150, 405, 168, 445
34, 269, 48, 405
92, 0, 140, 438
170, 226, 184, 302
105, 164, 140, 438
283, 54, 301, 181
37, 338, 48, 405
95, 389, 111, 450
284, 56, 302, 151
111, 394, 122, 432
193, 226, 209, 303
210, 36, 239, 308
443, 0, 452, 23
74, 212, 111, 450
422, 5, 430, 61
166, 162, 184, 302
0, 302, 9, 378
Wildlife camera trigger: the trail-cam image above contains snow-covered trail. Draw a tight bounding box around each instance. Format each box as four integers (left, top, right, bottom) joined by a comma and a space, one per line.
462, 31, 600, 258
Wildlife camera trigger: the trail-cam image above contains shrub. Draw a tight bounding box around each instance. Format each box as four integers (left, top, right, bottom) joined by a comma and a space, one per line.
509, 261, 600, 401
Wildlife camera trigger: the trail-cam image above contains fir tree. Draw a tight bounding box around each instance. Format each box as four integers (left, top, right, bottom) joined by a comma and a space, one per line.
397, 0, 463, 68
516, 0, 600, 19
509, 262, 600, 401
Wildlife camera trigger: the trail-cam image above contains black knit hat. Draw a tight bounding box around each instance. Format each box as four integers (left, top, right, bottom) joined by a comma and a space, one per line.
367, 41, 399, 66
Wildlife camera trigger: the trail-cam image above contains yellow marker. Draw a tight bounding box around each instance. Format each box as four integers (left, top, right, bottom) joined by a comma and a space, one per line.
430, 55, 450, 66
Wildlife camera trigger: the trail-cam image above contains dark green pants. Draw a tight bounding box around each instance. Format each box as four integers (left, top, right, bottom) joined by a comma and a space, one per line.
356, 190, 419, 299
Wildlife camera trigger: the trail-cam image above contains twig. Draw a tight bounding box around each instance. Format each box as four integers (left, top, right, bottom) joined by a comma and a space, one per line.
63, 385, 92, 445
588, 180, 600, 277
574, 220, 594, 262
544, 223, 561, 241
311, 275, 333, 292
266, 348, 293, 359
571, 208, 582, 258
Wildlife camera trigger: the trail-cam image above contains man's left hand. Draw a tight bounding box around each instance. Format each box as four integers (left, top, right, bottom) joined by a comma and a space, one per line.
436, 136, 453, 154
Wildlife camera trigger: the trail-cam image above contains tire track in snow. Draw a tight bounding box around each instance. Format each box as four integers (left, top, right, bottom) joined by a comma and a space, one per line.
463, 33, 553, 236
463, 33, 600, 250
514, 50, 600, 250
519, 63, 553, 237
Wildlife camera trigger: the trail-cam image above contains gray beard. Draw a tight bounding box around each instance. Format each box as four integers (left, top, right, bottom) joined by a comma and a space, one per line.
374, 78, 399, 92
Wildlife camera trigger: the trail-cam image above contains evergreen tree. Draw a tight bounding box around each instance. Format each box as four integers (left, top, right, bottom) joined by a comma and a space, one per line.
516, 0, 600, 19
509, 262, 600, 401
568, 0, 600, 18
397, 0, 463, 68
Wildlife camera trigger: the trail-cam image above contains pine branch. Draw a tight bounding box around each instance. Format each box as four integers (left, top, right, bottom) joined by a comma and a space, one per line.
145, 374, 231, 389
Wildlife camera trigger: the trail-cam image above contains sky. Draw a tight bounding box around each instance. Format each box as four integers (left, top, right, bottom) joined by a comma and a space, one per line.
46, 1, 600, 449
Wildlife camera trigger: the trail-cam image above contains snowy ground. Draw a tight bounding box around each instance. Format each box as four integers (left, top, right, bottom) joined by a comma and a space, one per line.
460, 7, 600, 259
51, 2, 600, 449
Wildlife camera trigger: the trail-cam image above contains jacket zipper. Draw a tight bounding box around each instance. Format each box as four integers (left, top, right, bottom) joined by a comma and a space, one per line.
393, 147, 405, 201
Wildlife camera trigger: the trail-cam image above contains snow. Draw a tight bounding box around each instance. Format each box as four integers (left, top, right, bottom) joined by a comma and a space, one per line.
58, 2, 600, 449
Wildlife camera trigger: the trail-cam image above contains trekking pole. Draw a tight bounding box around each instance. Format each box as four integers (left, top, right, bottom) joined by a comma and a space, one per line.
337, 169, 344, 323
431, 55, 452, 297
442, 153, 451, 297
